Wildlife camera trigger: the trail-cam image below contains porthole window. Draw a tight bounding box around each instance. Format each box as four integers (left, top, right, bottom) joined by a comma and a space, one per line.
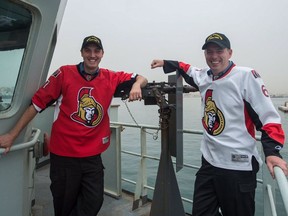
0, 0, 32, 111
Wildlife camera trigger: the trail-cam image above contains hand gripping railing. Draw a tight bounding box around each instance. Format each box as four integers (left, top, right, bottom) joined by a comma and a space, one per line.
0, 128, 41, 155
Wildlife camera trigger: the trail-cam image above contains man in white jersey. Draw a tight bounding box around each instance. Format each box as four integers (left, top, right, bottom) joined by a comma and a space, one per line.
150, 32, 288, 216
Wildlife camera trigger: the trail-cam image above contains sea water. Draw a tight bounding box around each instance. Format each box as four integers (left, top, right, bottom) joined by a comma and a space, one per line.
112, 96, 288, 216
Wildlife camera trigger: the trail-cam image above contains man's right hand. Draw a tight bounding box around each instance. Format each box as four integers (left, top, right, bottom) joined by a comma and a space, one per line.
151, 59, 164, 69
0, 133, 15, 154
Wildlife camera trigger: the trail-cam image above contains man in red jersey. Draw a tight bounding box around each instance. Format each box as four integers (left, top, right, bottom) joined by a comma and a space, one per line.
0, 35, 148, 216
151, 32, 288, 216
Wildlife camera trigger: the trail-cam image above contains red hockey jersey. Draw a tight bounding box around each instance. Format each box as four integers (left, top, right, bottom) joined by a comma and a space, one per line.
32, 64, 137, 157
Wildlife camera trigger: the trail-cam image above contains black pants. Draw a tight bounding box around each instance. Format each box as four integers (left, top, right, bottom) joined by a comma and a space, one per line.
50, 153, 104, 216
192, 156, 259, 216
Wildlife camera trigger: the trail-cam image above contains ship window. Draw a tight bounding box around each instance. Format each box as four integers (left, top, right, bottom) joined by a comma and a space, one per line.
0, 0, 31, 111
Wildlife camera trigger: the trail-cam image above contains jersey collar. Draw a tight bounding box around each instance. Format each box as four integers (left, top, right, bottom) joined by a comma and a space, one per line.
78, 62, 99, 81
207, 61, 234, 80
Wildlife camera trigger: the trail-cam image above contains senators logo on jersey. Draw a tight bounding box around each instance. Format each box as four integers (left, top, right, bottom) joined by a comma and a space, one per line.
202, 90, 225, 136
71, 87, 103, 127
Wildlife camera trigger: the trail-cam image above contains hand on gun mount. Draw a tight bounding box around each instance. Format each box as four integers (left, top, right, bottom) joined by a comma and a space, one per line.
114, 81, 197, 105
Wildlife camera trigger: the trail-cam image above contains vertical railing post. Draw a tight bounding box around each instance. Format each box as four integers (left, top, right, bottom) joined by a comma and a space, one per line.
261, 150, 277, 216
132, 127, 148, 210
140, 127, 148, 205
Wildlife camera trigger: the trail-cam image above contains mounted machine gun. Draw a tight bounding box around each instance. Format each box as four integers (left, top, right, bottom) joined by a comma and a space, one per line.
114, 73, 197, 216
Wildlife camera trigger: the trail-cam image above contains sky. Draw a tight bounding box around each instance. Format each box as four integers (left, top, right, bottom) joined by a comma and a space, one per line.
49, 0, 288, 95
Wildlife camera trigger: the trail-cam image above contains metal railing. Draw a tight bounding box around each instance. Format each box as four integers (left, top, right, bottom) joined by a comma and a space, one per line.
275, 166, 288, 214
0, 128, 41, 155
110, 121, 288, 216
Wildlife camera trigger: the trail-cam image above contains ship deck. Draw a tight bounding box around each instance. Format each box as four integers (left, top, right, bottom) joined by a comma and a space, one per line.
32, 164, 153, 216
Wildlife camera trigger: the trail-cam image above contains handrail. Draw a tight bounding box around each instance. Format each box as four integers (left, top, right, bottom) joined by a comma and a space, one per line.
110, 121, 288, 215
0, 128, 41, 155
274, 166, 288, 213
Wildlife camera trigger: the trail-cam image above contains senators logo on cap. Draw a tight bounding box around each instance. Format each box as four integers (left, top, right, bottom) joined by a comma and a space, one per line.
207, 33, 223, 41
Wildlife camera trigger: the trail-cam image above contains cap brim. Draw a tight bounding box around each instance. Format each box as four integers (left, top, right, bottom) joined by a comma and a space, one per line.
82, 42, 102, 49
202, 41, 226, 50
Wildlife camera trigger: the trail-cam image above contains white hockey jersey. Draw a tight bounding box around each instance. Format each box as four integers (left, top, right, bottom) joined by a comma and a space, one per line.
163, 60, 285, 171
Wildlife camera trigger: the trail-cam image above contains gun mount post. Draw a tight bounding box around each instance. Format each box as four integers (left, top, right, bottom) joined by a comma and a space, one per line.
168, 72, 184, 172
149, 87, 186, 216
113, 72, 196, 215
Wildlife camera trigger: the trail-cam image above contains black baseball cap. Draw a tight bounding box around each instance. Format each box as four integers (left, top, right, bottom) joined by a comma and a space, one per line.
202, 33, 230, 50
81, 35, 103, 50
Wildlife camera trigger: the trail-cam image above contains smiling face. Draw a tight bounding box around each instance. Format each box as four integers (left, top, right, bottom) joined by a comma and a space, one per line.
204, 43, 232, 75
81, 44, 104, 73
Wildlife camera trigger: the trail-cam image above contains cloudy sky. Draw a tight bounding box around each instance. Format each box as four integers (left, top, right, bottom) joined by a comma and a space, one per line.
49, 0, 288, 95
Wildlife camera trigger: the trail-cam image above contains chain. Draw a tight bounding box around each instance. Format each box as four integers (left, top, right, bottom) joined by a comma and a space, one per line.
122, 99, 160, 140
